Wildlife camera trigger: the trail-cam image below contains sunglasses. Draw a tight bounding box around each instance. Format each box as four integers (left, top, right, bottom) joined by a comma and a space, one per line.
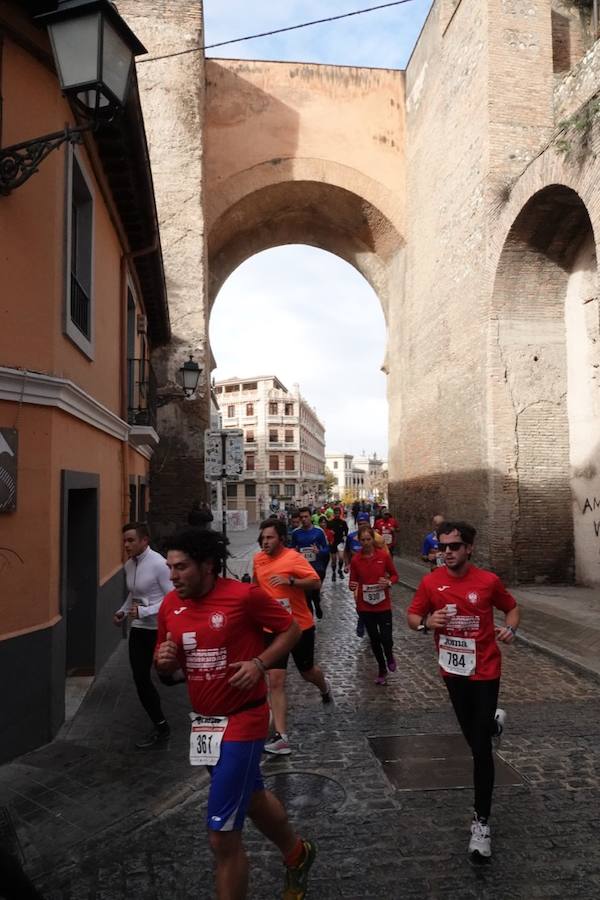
438, 541, 465, 552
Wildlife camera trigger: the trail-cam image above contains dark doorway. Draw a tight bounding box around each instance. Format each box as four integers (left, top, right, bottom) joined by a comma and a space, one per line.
62, 480, 98, 676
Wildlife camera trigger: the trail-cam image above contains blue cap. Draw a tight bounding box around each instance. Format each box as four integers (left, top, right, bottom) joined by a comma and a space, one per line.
357, 512, 370, 522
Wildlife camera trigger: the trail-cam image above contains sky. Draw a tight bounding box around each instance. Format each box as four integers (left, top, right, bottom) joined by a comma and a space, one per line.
204, 0, 433, 459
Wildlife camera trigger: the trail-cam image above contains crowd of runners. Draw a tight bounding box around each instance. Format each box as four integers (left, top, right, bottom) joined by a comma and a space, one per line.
93, 506, 520, 900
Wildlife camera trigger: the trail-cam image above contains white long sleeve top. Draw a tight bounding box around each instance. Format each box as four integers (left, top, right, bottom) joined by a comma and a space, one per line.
118, 546, 172, 630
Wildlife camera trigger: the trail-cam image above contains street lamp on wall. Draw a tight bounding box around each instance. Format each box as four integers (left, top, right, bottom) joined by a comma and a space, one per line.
181, 354, 202, 398
0, 0, 147, 195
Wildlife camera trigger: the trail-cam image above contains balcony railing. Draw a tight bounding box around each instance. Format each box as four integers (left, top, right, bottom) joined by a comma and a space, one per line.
70, 272, 90, 338
127, 358, 157, 430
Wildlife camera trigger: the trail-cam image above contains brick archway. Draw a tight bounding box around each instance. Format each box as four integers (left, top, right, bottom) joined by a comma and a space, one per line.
488, 184, 599, 584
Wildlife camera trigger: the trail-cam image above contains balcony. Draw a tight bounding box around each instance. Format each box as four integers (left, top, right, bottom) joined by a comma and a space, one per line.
268, 440, 299, 450
269, 470, 299, 478
127, 358, 158, 446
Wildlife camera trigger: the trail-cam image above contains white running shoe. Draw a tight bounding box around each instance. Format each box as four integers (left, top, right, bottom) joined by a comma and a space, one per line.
264, 733, 291, 755
468, 815, 491, 859
493, 708, 506, 747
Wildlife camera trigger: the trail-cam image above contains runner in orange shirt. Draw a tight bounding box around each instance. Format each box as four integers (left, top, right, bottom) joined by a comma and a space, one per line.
253, 519, 332, 755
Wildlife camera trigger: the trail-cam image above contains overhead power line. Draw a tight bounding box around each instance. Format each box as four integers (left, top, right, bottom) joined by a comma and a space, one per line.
137, 0, 417, 64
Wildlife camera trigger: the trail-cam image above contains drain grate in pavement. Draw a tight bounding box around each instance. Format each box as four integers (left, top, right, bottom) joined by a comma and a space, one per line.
264, 772, 346, 814
0, 806, 24, 864
368, 733, 524, 792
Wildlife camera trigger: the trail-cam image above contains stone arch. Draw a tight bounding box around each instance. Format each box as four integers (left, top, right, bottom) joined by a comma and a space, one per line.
206, 157, 405, 328
488, 184, 600, 584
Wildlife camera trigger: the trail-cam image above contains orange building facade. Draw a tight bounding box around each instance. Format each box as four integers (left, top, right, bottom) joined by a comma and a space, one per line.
0, 1, 169, 762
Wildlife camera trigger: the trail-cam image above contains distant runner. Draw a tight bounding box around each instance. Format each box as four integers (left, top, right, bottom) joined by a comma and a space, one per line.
254, 519, 332, 756
291, 507, 329, 619
374, 508, 399, 556
349, 526, 399, 684
328, 506, 349, 582
407, 521, 520, 862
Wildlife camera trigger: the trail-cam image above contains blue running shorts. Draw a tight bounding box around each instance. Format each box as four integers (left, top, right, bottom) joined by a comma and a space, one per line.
206, 739, 265, 832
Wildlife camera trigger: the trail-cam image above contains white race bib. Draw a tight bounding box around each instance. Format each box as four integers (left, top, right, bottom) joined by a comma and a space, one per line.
438, 635, 476, 676
189, 714, 228, 766
301, 548, 316, 562
383, 532, 393, 544
277, 597, 291, 612
363, 583, 386, 605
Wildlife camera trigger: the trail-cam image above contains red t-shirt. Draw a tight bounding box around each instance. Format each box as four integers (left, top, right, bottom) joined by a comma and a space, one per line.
349, 549, 399, 613
156, 578, 293, 740
374, 517, 398, 546
322, 527, 334, 546
408, 564, 517, 681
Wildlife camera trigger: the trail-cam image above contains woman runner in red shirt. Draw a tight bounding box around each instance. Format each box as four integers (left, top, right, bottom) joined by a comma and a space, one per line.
349, 525, 399, 684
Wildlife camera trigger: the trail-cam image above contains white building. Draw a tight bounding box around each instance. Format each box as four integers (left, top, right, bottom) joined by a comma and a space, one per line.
215, 376, 326, 522
326, 451, 388, 501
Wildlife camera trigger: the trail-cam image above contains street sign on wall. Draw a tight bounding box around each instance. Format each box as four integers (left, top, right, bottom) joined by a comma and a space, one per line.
0, 428, 17, 512
224, 430, 244, 479
204, 431, 223, 482
204, 429, 244, 481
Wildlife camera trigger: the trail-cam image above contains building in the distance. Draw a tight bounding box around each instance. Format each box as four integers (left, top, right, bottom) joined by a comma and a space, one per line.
326, 451, 388, 502
215, 376, 326, 522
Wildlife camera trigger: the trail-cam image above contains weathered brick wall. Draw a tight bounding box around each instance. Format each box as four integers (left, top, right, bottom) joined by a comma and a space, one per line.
392, 0, 492, 564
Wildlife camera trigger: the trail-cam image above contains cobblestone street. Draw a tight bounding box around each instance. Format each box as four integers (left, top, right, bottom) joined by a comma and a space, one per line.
6, 561, 600, 899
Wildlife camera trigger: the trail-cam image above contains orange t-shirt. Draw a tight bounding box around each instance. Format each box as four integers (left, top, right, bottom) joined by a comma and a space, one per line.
253, 547, 318, 631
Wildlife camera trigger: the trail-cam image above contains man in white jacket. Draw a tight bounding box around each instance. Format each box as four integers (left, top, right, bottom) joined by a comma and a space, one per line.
114, 522, 172, 748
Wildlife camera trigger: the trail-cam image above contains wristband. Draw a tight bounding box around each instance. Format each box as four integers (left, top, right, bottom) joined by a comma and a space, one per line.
252, 657, 267, 674
506, 625, 517, 636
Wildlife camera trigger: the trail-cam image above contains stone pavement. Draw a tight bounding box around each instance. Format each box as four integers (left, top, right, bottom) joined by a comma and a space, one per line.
1, 540, 600, 898
393, 556, 600, 679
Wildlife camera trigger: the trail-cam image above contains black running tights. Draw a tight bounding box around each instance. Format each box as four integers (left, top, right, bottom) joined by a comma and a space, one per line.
361, 610, 394, 675
444, 677, 500, 820
128, 627, 165, 725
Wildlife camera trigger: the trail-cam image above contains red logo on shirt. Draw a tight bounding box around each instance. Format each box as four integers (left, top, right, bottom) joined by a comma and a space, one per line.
209, 612, 227, 630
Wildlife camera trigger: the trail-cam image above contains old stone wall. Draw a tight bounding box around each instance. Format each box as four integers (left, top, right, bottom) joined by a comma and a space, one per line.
118, 1, 210, 537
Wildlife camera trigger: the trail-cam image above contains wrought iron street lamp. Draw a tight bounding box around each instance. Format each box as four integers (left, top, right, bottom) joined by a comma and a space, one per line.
0, 0, 147, 195
181, 355, 202, 398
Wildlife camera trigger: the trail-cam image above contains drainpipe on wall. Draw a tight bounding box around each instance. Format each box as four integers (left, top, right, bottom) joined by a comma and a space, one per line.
120, 253, 130, 523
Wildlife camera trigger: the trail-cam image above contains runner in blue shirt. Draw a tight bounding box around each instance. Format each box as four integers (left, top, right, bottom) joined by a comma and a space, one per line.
421, 514, 445, 570
291, 507, 329, 619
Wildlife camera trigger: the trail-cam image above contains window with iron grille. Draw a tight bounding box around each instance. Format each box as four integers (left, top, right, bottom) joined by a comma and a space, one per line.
284, 484, 295, 498
226, 483, 238, 498
65, 149, 94, 356
245, 482, 256, 498
269, 429, 278, 442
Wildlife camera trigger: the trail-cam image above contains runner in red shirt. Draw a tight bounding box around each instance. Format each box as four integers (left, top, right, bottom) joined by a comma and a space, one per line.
374, 508, 399, 555
155, 529, 316, 900
349, 525, 399, 684
407, 521, 520, 863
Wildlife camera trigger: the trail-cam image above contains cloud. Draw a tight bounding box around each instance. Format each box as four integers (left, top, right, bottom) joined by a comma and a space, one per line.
210, 246, 388, 457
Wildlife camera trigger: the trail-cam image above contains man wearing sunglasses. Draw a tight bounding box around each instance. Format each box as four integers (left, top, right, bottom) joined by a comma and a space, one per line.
407, 521, 520, 863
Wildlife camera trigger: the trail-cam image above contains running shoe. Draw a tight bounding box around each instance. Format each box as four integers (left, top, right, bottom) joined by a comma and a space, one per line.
283, 839, 317, 900
321, 680, 333, 704
374, 675, 387, 686
493, 708, 506, 747
135, 725, 170, 749
387, 657, 397, 673
264, 733, 291, 755
468, 815, 491, 860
